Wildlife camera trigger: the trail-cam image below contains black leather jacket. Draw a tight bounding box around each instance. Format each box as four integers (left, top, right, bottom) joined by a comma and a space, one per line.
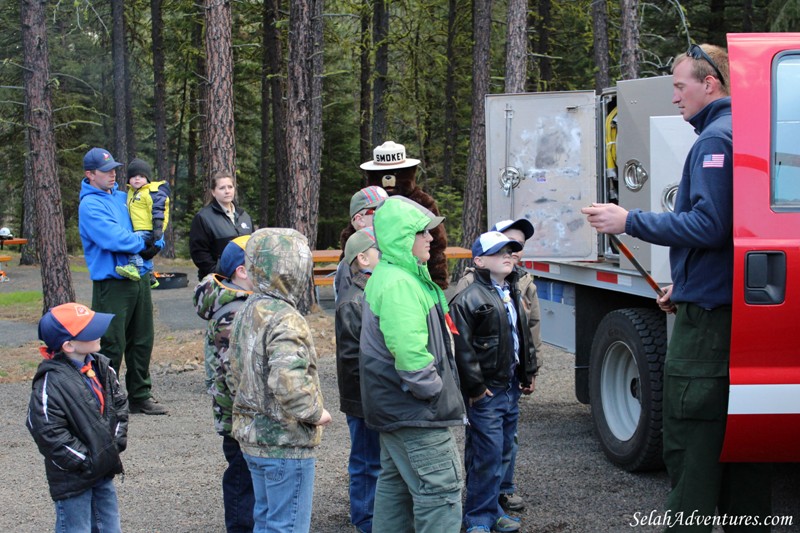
450, 268, 539, 398
334, 270, 369, 418
27, 353, 128, 501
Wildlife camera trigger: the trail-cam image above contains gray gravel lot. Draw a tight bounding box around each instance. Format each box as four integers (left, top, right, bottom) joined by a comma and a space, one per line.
2, 343, 797, 532
1, 263, 796, 532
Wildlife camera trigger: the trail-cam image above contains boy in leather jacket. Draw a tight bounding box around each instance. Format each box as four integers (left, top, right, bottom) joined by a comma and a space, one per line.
27, 303, 128, 533
335, 228, 381, 532
450, 232, 539, 533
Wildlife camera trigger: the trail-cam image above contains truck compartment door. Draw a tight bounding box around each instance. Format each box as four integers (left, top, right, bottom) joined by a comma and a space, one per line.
485, 91, 597, 261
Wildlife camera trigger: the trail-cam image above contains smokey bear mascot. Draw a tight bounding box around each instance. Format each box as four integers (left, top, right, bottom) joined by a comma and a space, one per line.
352, 141, 449, 289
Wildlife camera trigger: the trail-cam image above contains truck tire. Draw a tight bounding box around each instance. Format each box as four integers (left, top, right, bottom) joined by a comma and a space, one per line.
589, 308, 666, 471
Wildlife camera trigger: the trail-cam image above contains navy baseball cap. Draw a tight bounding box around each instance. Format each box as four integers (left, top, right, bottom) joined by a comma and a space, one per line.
471, 231, 523, 258
83, 148, 122, 172
491, 218, 535, 240
38, 303, 114, 352
218, 235, 251, 278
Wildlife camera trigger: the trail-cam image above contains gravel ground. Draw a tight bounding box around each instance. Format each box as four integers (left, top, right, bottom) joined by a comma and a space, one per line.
1, 260, 797, 532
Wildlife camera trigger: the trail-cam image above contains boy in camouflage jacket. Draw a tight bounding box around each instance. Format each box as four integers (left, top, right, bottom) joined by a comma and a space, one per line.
228, 228, 332, 533
193, 235, 254, 532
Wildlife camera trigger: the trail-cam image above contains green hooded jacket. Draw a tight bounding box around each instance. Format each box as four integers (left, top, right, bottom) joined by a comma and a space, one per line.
359, 197, 465, 432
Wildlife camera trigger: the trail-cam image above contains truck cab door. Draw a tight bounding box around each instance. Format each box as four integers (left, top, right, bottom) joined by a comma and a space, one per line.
722, 33, 800, 462
485, 91, 598, 261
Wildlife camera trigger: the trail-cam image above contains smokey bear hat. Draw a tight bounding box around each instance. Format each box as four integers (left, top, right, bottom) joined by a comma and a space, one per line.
360, 141, 421, 171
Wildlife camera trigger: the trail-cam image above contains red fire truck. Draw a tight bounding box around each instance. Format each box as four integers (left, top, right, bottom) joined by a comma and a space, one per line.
484, 33, 800, 470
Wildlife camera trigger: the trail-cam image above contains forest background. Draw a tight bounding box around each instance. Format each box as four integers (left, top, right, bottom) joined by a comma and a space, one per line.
1, 0, 795, 311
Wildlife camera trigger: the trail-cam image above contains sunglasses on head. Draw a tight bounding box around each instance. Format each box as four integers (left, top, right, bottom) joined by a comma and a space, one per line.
687, 44, 725, 87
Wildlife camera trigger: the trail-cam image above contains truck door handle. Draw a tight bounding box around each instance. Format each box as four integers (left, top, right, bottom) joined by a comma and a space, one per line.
745, 251, 786, 305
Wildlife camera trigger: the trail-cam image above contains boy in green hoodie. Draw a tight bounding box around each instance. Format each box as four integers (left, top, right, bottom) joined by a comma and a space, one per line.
359, 197, 466, 533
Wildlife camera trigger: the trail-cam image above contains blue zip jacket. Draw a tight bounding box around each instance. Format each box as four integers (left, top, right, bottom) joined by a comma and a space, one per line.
626, 97, 733, 309
79, 179, 148, 280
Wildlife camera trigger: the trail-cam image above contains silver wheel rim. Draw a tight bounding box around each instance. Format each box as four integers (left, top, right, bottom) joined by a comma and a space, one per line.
600, 340, 641, 441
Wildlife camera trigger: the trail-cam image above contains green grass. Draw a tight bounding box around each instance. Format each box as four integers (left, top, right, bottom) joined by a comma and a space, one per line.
0, 290, 43, 322
0, 291, 42, 306
70, 265, 89, 273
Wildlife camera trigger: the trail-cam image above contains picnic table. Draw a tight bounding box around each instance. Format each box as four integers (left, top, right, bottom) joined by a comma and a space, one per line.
311, 246, 471, 287
0, 238, 27, 282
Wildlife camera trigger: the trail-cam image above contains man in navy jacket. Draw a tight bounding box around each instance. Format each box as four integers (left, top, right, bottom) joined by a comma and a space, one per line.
582, 45, 771, 530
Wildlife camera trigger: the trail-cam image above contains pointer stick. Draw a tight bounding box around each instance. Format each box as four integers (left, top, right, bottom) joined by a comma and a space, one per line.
608, 234, 666, 298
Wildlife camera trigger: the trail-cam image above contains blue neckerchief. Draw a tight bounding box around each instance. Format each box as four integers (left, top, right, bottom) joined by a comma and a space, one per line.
491, 280, 519, 364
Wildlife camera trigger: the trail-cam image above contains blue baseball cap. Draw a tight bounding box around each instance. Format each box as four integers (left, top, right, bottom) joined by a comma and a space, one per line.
83, 147, 122, 172
471, 231, 523, 258
38, 303, 114, 352
218, 235, 251, 278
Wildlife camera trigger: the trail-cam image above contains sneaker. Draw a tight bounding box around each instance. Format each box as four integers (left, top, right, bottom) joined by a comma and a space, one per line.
466, 527, 491, 532
492, 515, 521, 533
129, 397, 168, 415
150, 273, 160, 289
499, 493, 525, 512
115, 264, 141, 281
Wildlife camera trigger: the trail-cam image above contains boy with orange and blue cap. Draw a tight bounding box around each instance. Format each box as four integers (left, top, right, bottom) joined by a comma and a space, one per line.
27, 303, 129, 533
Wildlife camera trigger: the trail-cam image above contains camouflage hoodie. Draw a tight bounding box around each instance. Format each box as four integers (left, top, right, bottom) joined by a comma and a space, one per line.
193, 273, 252, 435
228, 228, 326, 459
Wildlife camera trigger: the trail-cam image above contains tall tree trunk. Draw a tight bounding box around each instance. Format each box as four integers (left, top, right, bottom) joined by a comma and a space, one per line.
259, 0, 272, 227
284, 0, 319, 314
111, 0, 128, 182
193, 15, 208, 201
504, 0, 527, 93
619, 0, 639, 80
359, 0, 371, 165
310, 0, 324, 194
371, 0, 388, 146
187, 76, 200, 212
21, 0, 75, 310
151, 0, 173, 257
456, 0, 492, 281
535, 0, 552, 90
20, 126, 38, 265
265, 0, 289, 227
204, 0, 236, 181
442, 0, 459, 187
592, 0, 611, 93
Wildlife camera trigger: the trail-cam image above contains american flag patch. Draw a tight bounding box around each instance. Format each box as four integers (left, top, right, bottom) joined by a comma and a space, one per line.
702, 154, 725, 168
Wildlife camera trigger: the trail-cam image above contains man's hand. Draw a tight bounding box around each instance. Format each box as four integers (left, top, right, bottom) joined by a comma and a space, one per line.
657, 284, 677, 314
581, 203, 629, 235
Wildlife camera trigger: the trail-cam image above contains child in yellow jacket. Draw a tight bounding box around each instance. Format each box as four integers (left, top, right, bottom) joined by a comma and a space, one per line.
115, 158, 170, 287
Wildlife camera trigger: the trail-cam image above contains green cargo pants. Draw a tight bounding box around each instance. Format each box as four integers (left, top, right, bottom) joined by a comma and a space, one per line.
92, 277, 154, 403
663, 303, 771, 532
374, 427, 463, 533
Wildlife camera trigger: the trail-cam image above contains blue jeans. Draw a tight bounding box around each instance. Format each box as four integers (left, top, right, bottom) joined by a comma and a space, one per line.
346, 415, 381, 532
222, 436, 255, 532
463, 379, 521, 529
54, 477, 121, 533
243, 453, 315, 533
374, 427, 463, 533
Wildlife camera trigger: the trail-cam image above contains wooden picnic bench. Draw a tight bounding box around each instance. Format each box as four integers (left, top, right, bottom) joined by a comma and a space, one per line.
311, 246, 471, 287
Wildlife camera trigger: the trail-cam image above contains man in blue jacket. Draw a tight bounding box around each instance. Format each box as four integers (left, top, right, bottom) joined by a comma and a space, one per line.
79, 147, 167, 415
582, 45, 770, 530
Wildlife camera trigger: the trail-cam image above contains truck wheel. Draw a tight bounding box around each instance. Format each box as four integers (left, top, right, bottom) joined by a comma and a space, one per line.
589, 308, 666, 471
